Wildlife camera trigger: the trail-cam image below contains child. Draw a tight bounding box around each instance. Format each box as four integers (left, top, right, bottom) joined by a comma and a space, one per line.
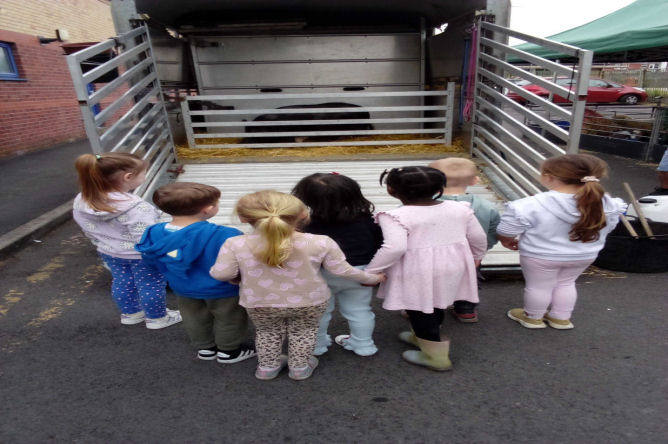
497, 154, 626, 330
292, 173, 383, 357
365, 166, 487, 371
73, 152, 181, 329
429, 157, 500, 323
648, 148, 668, 195
210, 190, 385, 381
135, 182, 256, 363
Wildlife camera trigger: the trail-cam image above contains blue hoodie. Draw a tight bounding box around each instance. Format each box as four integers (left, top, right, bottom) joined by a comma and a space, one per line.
135, 221, 242, 298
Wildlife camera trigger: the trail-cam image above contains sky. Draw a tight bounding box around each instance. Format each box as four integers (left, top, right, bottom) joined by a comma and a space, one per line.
509, 0, 635, 44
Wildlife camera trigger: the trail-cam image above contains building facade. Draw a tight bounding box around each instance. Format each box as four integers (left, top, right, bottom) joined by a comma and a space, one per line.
0, 0, 115, 157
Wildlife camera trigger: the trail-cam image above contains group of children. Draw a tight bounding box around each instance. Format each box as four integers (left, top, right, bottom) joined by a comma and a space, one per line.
73, 152, 626, 379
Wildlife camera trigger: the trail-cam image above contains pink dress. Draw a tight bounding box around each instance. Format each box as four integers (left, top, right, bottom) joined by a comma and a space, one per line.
365, 201, 487, 313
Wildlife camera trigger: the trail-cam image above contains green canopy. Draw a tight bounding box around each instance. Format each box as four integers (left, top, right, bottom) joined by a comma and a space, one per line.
514, 0, 668, 62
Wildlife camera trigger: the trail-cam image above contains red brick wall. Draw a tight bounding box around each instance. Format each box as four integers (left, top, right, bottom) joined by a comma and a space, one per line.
0, 29, 86, 157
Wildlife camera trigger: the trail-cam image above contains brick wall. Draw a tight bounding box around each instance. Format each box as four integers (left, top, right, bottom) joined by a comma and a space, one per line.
0, 0, 116, 158
0, 0, 114, 42
0, 29, 88, 157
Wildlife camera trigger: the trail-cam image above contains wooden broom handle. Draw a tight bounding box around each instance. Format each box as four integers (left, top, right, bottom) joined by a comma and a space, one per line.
619, 214, 639, 238
623, 182, 654, 237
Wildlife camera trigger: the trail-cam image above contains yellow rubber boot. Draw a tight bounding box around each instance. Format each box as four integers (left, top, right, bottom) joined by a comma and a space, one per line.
401, 337, 453, 371
397, 330, 419, 347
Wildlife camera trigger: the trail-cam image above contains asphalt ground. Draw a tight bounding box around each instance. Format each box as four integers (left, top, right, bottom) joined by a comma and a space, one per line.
0, 140, 90, 237
0, 219, 666, 443
0, 138, 665, 442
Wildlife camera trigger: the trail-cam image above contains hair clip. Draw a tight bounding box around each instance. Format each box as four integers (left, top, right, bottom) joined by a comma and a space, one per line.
330, 171, 340, 175
95, 154, 101, 160
580, 176, 600, 183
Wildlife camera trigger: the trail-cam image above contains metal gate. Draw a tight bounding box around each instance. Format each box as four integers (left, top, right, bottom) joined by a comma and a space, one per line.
181, 87, 455, 149
471, 21, 593, 200
65, 25, 175, 199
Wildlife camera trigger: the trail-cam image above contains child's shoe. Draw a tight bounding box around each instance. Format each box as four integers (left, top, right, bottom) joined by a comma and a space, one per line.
507, 308, 546, 329
216, 345, 257, 364
397, 331, 419, 347
449, 308, 478, 323
544, 314, 574, 330
145, 309, 182, 329
402, 337, 452, 372
334, 334, 378, 356
288, 357, 319, 380
120, 310, 145, 325
255, 355, 288, 380
197, 347, 218, 360
450, 301, 478, 323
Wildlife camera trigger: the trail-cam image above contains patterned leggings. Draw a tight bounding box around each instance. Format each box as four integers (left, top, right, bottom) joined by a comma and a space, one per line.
247, 302, 328, 370
100, 253, 166, 319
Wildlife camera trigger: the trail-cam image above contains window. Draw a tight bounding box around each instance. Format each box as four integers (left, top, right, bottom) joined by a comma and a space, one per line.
589, 79, 608, 88
0, 42, 19, 80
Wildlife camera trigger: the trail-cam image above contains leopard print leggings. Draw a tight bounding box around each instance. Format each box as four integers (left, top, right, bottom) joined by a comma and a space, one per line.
247, 302, 328, 369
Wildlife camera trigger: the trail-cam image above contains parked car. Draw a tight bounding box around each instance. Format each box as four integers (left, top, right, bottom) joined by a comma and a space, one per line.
507, 77, 648, 105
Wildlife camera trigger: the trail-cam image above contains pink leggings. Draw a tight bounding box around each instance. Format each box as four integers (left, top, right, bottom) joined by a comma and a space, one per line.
520, 256, 593, 320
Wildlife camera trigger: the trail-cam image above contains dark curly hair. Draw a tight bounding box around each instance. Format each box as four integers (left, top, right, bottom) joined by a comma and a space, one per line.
292, 172, 374, 223
379, 166, 446, 202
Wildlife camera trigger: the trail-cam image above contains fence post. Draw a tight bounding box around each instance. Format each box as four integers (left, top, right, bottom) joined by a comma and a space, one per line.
645, 107, 666, 161
445, 82, 455, 146
181, 99, 196, 149
639, 69, 646, 88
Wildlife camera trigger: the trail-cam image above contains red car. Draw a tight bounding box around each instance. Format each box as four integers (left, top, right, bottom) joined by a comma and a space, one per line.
507, 78, 647, 105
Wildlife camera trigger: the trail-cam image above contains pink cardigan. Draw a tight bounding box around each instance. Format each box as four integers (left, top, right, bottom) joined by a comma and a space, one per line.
210, 232, 380, 308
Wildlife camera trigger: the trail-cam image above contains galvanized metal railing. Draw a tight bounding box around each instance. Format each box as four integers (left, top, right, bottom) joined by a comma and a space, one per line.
65, 25, 175, 199
471, 21, 593, 199
180, 86, 455, 149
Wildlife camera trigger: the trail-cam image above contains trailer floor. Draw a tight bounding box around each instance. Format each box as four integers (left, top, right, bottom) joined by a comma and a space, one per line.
174, 158, 519, 268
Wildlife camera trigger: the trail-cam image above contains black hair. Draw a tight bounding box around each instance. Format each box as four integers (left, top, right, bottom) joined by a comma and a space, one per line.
292, 173, 374, 223
379, 166, 446, 202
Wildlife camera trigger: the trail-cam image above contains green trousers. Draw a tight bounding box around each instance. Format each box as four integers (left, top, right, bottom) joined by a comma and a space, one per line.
176, 295, 248, 352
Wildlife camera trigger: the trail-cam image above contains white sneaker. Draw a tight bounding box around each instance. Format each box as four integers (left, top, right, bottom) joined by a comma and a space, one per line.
120, 311, 145, 325
145, 309, 182, 330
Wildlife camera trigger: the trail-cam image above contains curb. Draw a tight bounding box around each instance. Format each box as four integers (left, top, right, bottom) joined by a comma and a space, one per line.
0, 199, 73, 259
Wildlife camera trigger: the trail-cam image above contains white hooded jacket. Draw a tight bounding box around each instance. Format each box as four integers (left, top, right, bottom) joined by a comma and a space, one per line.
73, 192, 160, 259
497, 190, 626, 261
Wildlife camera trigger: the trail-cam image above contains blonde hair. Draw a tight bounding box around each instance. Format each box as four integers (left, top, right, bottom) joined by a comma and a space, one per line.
429, 157, 478, 187
235, 190, 308, 267
541, 154, 608, 242
74, 152, 148, 212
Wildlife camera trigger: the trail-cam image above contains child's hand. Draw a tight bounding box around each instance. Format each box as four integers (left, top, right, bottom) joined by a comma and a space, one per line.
474, 259, 482, 267
499, 236, 519, 250
362, 272, 386, 286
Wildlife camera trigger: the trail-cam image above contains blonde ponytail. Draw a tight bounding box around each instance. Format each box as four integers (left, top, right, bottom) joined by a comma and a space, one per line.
235, 190, 308, 266
74, 152, 147, 212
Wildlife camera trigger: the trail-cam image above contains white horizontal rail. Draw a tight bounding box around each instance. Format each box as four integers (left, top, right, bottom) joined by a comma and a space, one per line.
191, 117, 447, 127
195, 128, 445, 138
195, 139, 444, 149
186, 91, 449, 100
189, 105, 445, 115
481, 21, 583, 58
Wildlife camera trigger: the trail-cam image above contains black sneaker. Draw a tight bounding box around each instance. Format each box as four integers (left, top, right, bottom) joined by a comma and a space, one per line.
217, 345, 257, 364
197, 347, 218, 361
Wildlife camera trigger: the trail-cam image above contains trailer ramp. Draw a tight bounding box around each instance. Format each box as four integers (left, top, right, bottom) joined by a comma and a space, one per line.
174, 159, 519, 269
